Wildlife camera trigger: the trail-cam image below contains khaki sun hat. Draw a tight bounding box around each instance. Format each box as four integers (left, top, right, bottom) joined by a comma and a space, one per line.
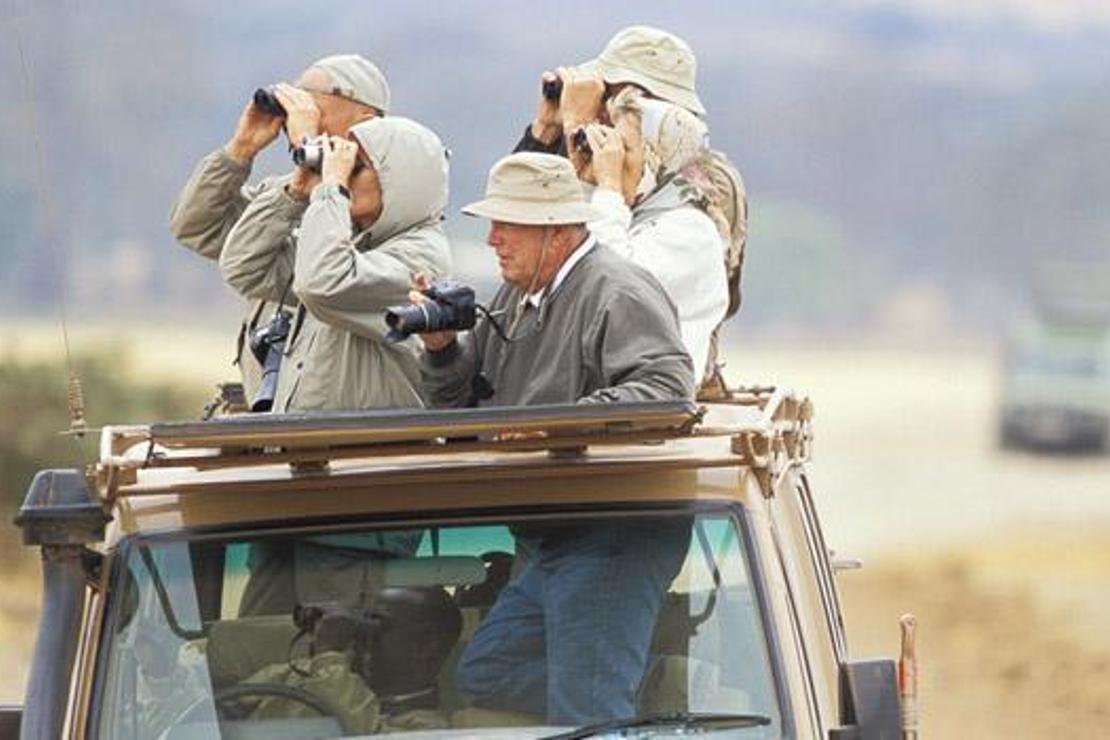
310, 54, 391, 113
462, 153, 603, 226
579, 26, 705, 116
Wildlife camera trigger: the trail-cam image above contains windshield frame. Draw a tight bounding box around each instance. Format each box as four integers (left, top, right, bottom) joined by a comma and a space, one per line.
87, 499, 795, 739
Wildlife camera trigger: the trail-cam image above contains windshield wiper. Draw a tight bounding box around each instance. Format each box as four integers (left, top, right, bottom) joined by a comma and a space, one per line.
540, 711, 773, 739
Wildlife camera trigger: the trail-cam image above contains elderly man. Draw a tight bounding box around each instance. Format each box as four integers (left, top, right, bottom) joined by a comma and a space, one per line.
169, 54, 389, 404
416, 152, 693, 725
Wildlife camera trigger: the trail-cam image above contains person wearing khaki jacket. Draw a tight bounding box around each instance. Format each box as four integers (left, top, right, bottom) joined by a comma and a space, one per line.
168, 54, 390, 401
219, 116, 451, 412
217, 116, 451, 624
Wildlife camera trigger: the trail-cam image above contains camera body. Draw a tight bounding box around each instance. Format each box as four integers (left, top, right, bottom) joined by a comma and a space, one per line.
292, 135, 327, 172
384, 281, 477, 342
247, 310, 293, 412
252, 86, 286, 118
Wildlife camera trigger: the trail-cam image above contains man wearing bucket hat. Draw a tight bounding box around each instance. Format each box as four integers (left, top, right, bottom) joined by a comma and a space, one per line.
169, 54, 390, 403
416, 152, 693, 724
515, 25, 706, 156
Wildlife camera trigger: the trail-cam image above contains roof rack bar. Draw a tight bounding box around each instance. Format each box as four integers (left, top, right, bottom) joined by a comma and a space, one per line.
112, 401, 699, 454
141, 426, 702, 471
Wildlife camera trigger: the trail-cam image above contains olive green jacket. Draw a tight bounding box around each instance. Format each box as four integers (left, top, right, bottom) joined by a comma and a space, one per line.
220, 118, 452, 412
168, 149, 292, 400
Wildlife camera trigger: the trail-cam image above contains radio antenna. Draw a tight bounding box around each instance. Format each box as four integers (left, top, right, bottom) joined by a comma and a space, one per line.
14, 21, 88, 440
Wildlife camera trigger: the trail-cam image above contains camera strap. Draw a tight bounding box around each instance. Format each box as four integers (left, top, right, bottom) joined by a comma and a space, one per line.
275, 272, 305, 353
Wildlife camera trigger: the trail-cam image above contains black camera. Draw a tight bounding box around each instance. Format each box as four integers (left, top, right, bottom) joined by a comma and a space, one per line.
541, 76, 563, 101
384, 281, 477, 342
248, 310, 292, 412
292, 589, 462, 705
252, 86, 286, 118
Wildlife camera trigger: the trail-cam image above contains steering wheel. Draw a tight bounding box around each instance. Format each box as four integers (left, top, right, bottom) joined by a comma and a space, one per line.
163, 681, 351, 736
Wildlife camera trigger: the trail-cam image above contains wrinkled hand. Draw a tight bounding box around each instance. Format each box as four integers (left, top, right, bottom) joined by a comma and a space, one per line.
558, 66, 605, 134
274, 83, 321, 145
583, 124, 625, 193
409, 273, 457, 351
530, 70, 563, 145
320, 136, 359, 187
612, 108, 645, 205
225, 98, 284, 164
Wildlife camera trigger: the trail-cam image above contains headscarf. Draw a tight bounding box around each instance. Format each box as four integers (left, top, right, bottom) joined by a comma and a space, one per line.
607, 88, 732, 243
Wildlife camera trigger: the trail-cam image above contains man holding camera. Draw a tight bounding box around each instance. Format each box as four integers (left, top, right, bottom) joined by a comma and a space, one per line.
415, 152, 693, 725
169, 54, 388, 403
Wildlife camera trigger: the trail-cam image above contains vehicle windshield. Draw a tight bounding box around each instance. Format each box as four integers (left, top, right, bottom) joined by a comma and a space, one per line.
95, 509, 782, 739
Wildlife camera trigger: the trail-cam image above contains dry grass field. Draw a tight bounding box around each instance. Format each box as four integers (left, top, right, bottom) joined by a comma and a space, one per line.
2, 326, 1109, 738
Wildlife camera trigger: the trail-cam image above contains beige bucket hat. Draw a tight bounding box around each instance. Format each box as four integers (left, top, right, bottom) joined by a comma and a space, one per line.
462, 153, 603, 225
579, 26, 705, 116
310, 54, 391, 113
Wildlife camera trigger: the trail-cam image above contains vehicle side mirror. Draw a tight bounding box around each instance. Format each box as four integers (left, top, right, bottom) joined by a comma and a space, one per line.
829, 659, 901, 740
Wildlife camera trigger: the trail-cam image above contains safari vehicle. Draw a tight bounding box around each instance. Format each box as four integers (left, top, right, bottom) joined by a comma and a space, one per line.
8, 390, 915, 739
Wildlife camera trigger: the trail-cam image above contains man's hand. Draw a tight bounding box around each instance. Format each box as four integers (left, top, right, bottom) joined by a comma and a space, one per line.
558, 66, 605, 135
320, 136, 359, 187
410, 273, 456, 352
225, 99, 284, 164
530, 71, 563, 145
274, 83, 322, 146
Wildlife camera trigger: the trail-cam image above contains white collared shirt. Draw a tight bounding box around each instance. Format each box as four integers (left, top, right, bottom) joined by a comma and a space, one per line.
523, 233, 598, 309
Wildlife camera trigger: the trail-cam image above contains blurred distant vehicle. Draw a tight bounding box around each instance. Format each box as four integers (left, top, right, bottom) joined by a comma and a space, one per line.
1000, 310, 1110, 453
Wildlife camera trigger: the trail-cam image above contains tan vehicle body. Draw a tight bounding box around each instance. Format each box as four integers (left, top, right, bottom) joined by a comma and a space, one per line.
15, 392, 904, 739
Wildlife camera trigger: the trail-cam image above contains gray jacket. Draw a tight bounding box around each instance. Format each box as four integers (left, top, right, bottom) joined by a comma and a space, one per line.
220, 117, 452, 412
423, 240, 694, 408
168, 149, 292, 400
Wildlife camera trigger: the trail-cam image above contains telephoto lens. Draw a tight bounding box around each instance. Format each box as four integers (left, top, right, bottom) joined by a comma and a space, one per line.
252, 87, 286, 117
541, 77, 563, 101
384, 281, 477, 342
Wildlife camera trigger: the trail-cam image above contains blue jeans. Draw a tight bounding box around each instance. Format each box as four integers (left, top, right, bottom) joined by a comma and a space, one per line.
456, 519, 691, 725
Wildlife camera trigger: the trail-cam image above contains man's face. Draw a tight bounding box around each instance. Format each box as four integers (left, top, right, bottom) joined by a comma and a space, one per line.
296, 67, 375, 135
487, 221, 551, 290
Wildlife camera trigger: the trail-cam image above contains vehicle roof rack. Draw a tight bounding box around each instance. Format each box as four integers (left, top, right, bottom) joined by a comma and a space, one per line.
94, 390, 812, 499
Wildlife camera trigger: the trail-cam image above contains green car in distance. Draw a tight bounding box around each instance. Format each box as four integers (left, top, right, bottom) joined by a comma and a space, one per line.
999, 319, 1110, 452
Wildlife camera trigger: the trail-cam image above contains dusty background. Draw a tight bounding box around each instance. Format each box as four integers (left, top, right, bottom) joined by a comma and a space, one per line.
2, 331, 1108, 738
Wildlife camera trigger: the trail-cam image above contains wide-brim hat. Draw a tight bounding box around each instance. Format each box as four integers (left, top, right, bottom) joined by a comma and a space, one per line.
579, 25, 705, 116
462, 153, 603, 226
